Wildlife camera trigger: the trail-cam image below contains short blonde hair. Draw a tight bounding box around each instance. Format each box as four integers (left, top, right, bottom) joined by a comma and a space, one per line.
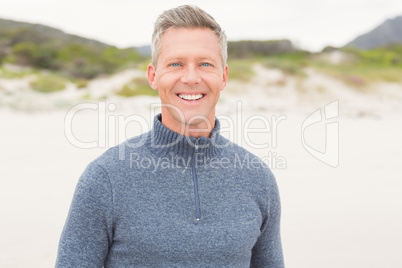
151, 5, 227, 68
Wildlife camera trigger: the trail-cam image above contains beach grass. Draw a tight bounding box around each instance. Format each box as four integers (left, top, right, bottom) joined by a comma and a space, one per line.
262, 53, 308, 76
311, 61, 402, 87
30, 73, 67, 93
310, 45, 402, 86
0, 64, 33, 79
227, 58, 256, 82
74, 79, 88, 88
116, 77, 158, 97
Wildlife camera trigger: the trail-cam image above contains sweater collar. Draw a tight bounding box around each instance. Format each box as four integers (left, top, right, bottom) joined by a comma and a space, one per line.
146, 114, 226, 159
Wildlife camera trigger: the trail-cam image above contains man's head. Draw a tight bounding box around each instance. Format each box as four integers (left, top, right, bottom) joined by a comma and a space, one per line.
151, 5, 227, 69
148, 5, 228, 137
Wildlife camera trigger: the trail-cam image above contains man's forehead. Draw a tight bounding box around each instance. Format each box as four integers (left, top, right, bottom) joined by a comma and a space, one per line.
162, 55, 219, 62
160, 28, 219, 48
160, 27, 217, 41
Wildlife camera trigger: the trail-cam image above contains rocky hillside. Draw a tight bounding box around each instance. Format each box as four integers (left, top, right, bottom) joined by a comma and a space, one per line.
345, 15, 402, 49
0, 18, 142, 79
0, 18, 109, 48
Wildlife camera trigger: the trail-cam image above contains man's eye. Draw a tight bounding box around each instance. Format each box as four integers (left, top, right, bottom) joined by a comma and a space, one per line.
171, 63, 180, 67
201, 63, 211, 67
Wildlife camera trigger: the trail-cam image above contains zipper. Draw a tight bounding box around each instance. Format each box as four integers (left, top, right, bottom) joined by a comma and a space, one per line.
192, 139, 201, 221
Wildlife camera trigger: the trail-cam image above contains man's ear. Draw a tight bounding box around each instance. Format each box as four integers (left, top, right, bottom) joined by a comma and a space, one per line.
220, 64, 228, 91
147, 64, 158, 90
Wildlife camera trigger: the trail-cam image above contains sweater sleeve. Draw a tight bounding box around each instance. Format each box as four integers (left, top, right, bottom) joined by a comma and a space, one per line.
250, 170, 285, 268
55, 162, 114, 268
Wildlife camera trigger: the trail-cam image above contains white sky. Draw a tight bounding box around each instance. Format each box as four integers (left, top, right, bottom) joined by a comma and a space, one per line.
0, 0, 401, 52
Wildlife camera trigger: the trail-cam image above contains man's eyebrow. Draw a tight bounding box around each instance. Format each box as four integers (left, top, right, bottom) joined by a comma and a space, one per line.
197, 56, 218, 62
164, 57, 184, 62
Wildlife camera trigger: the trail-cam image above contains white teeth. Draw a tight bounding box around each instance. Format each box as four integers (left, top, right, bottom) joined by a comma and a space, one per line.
178, 94, 204, 100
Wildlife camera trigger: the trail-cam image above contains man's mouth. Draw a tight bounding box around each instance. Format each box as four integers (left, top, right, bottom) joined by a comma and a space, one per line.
177, 93, 205, 101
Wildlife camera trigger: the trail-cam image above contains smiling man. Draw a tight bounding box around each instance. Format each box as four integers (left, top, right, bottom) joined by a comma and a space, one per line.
147, 26, 228, 138
56, 5, 284, 268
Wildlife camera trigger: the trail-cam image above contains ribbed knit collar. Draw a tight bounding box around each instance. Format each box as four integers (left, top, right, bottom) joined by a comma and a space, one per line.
146, 114, 226, 159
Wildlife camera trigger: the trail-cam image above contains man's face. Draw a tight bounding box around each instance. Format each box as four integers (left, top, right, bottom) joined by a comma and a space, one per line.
148, 28, 228, 131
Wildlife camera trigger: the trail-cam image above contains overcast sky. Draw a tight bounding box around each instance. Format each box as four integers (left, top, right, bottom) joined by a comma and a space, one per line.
0, 0, 401, 51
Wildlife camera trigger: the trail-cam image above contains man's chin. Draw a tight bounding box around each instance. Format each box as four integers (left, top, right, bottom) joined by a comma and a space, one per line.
161, 108, 214, 131
181, 113, 211, 126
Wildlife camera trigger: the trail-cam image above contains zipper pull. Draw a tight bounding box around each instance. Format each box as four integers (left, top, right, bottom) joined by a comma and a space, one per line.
195, 139, 199, 153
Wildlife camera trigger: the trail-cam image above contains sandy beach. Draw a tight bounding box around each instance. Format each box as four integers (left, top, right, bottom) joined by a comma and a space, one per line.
1, 66, 401, 267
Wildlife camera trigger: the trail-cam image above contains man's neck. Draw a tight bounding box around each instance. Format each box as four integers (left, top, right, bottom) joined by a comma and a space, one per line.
185, 122, 214, 138
161, 113, 215, 138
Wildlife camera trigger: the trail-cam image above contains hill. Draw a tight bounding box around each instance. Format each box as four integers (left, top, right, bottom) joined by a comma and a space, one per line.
345, 15, 402, 49
132, 40, 299, 59
228, 39, 297, 58
0, 18, 110, 49
0, 18, 142, 79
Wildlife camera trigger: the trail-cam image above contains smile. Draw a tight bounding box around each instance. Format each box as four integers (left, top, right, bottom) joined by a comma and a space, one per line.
177, 94, 205, 101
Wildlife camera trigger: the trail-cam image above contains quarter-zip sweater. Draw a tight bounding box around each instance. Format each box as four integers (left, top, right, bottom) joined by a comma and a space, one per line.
56, 114, 284, 268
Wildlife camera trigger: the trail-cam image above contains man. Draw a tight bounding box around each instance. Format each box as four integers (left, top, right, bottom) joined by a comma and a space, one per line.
56, 5, 284, 267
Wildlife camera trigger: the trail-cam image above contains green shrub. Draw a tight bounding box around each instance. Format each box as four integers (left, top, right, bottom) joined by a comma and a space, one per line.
30, 73, 66, 93
312, 60, 402, 84
137, 57, 152, 71
116, 77, 158, 97
75, 79, 88, 88
12, 42, 37, 65
264, 52, 308, 76
227, 59, 255, 81
4, 29, 144, 79
344, 45, 402, 67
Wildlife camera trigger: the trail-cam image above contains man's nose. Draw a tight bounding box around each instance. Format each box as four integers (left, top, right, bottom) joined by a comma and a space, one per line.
181, 65, 201, 85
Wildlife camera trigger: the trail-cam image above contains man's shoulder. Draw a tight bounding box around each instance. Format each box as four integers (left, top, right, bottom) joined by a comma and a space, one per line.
90, 130, 152, 171
215, 140, 277, 200
222, 138, 266, 164
220, 138, 274, 179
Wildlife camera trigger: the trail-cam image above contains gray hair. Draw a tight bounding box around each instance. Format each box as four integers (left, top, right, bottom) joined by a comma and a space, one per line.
151, 5, 227, 68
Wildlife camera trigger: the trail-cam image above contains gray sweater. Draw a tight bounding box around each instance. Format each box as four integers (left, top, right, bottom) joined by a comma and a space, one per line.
56, 114, 284, 267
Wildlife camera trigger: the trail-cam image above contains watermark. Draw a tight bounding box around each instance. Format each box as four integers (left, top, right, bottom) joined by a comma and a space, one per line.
64, 100, 339, 168
64, 102, 149, 149
301, 100, 339, 167
129, 151, 286, 173
64, 101, 286, 150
